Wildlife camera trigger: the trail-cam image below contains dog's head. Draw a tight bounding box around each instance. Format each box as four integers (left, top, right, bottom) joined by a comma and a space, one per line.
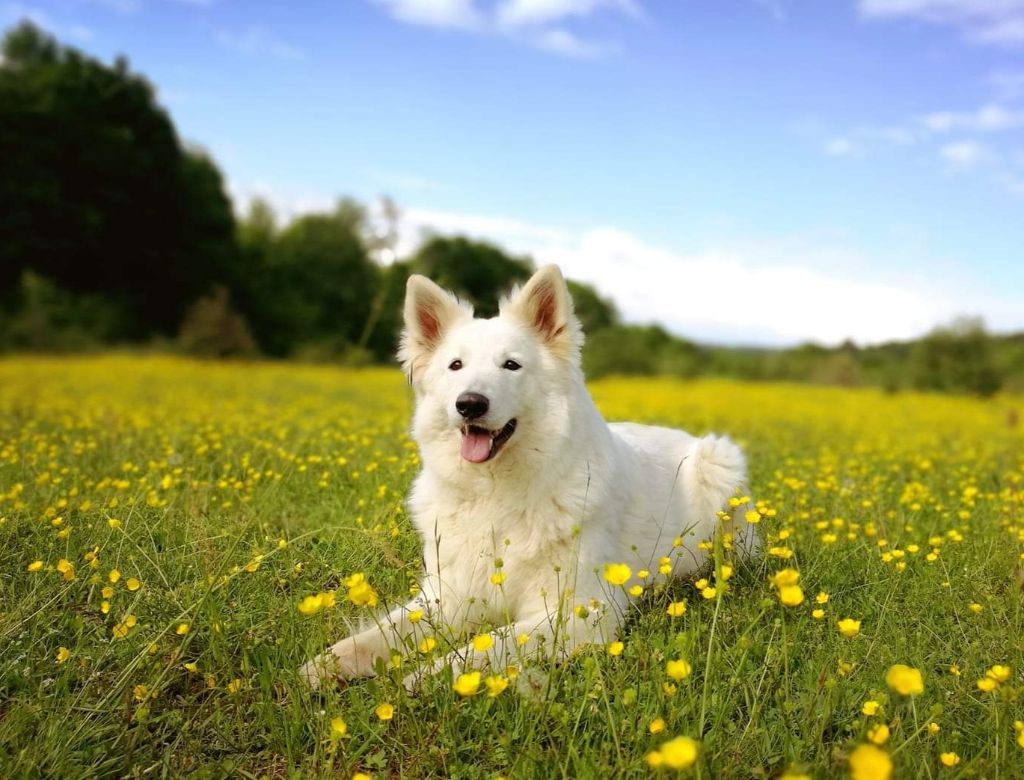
399, 265, 583, 466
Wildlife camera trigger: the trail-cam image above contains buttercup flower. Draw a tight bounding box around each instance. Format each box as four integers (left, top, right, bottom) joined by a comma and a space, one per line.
849, 744, 892, 780
886, 664, 924, 696
453, 671, 481, 697
603, 563, 631, 586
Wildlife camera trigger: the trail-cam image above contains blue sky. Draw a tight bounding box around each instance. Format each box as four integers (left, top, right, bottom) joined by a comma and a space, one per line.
5, 0, 1024, 345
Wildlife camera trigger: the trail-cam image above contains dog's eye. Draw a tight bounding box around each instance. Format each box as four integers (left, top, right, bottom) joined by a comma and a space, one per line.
448, 359, 463, 371
503, 360, 522, 371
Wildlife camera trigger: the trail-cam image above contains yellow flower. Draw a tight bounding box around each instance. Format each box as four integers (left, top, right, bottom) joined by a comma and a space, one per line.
516, 633, 530, 646
226, 679, 243, 694
849, 744, 892, 780
837, 618, 861, 638
374, 702, 394, 721
657, 736, 699, 770
769, 569, 800, 588
352, 773, 372, 780
183, 662, 199, 673
101, 586, 114, 598
886, 664, 924, 696
986, 664, 1012, 682
949, 665, 961, 676
108, 569, 121, 583
297, 594, 324, 615
862, 700, 880, 716
968, 602, 983, 614
778, 584, 805, 607
603, 563, 631, 586
453, 671, 481, 697
107, 518, 121, 529
815, 592, 829, 604
977, 677, 998, 692
607, 641, 624, 657
176, 623, 189, 636
780, 773, 811, 780
345, 573, 379, 607
330, 716, 348, 739
649, 718, 666, 735
939, 752, 960, 767
666, 659, 692, 681
628, 585, 644, 597
720, 564, 733, 581
867, 724, 890, 745
56, 646, 71, 664
701, 586, 717, 599
132, 684, 149, 701
471, 634, 494, 652
490, 572, 506, 585
812, 608, 825, 619
126, 577, 141, 591
667, 601, 687, 617
928, 722, 940, 735
27, 560, 43, 572
745, 509, 761, 524
418, 637, 437, 653
56, 558, 76, 581
484, 675, 509, 697
408, 609, 423, 623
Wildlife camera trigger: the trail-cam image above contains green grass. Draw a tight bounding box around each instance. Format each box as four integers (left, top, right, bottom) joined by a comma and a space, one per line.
1, 355, 1023, 779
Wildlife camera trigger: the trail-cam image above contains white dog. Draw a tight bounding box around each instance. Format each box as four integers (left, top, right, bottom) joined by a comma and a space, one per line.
301, 265, 756, 688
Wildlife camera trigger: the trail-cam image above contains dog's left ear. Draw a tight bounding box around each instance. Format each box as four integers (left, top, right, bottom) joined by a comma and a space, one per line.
503, 265, 582, 363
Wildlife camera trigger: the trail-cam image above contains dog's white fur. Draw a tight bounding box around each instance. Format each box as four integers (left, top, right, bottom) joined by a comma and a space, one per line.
300, 265, 757, 688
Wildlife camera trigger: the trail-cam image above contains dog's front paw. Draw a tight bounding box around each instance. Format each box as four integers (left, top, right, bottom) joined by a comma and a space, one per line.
298, 654, 341, 690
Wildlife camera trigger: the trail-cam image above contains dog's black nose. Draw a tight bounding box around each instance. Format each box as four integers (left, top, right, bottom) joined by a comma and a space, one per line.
456, 392, 489, 420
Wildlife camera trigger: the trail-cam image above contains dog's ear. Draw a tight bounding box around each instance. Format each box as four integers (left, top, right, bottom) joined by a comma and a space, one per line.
503, 265, 582, 363
398, 275, 471, 382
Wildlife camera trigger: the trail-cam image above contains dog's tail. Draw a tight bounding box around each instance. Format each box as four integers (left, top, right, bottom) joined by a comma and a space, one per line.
683, 434, 761, 561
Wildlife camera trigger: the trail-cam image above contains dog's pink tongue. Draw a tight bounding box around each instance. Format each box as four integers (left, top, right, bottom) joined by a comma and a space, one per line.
460, 430, 492, 463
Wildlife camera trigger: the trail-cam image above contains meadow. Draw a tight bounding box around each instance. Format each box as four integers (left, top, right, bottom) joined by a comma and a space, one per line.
1, 355, 1023, 780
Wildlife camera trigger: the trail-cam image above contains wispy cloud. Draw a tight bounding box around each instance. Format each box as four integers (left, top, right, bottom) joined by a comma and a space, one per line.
4, 4, 95, 41
375, 0, 482, 30
216, 26, 304, 61
939, 139, 990, 169
859, 0, 1024, 47
398, 205, 1015, 345
923, 103, 1024, 133
371, 0, 637, 58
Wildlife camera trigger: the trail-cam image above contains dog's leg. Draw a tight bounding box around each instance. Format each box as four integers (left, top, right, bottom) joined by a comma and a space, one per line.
299, 598, 429, 689
402, 606, 613, 691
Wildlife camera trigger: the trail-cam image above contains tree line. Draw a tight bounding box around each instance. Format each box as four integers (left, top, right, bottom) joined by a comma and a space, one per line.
2, 22, 1021, 397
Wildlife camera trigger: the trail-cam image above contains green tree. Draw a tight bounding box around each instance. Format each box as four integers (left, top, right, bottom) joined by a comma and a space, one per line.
0, 22, 237, 336
566, 280, 618, 334
410, 236, 533, 317
910, 317, 1003, 397
250, 203, 379, 357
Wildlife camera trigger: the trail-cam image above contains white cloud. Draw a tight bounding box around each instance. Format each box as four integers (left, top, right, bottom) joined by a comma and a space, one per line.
397, 206, 996, 346
532, 27, 612, 57
4, 4, 94, 42
938, 139, 990, 168
495, 0, 638, 28
216, 26, 304, 61
824, 137, 857, 156
374, 0, 482, 30
859, 0, 1024, 46
923, 103, 1024, 132
371, 0, 635, 58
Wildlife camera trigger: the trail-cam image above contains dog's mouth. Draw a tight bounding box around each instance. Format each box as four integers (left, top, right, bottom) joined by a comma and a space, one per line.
460, 419, 517, 463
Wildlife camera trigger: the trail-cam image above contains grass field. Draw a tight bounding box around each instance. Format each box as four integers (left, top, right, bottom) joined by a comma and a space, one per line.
2, 355, 1023, 779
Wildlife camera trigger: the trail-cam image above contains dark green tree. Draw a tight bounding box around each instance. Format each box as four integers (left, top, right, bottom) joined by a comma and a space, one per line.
0, 22, 237, 336
410, 236, 533, 317
245, 202, 379, 357
910, 317, 1003, 397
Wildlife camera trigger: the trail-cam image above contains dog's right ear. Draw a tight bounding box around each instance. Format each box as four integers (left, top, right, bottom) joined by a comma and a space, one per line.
398, 275, 471, 382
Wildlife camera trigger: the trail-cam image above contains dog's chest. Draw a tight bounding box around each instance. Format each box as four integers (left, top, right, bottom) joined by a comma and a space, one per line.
412, 487, 582, 610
